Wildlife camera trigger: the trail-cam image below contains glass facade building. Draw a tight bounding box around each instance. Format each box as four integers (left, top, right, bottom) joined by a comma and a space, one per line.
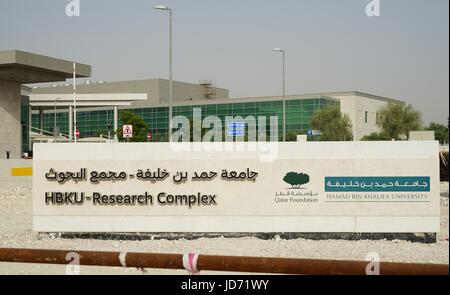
31, 97, 339, 141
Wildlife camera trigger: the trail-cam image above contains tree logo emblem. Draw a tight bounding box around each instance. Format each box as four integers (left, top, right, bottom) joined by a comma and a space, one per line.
283, 172, 310, 189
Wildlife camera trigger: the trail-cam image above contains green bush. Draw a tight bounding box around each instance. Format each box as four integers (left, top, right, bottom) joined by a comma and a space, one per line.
311, 107, 353, 141
426, 122, 449, 144
361, 132, 391, 141
116, 110, 149, 142
286, 132, 301, 142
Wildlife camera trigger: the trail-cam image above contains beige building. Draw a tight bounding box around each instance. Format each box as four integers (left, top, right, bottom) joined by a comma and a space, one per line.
31, 81, 404, 142
0, 50, 90, 159
32, 78, 230, 106
329, 91, 404, 140
0, 50, 406, 159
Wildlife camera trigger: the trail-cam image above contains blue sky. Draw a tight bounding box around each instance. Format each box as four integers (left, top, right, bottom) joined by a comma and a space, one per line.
0, 0, 448, 124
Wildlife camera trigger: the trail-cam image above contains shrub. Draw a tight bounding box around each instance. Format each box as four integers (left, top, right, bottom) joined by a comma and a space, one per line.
361, 132, 391, 141
311, 107, 353, 141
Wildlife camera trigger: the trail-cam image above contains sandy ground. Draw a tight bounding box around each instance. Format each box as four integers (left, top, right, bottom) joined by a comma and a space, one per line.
0, 183, 448, 275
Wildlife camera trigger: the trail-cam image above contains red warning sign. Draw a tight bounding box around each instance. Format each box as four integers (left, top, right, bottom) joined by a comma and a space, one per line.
123, 125, 133, 138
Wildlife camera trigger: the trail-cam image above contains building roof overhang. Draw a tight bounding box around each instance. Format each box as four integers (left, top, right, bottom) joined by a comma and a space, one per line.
0, 50, 91, 84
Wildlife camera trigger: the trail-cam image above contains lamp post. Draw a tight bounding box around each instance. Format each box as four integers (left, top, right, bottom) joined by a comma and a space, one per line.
73, 62, 77, 143
155, 5, 173, 142
273, 48, 286, 142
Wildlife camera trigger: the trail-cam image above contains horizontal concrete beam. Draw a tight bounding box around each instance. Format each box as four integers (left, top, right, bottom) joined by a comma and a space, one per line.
0, 50, 91, 83
30, 101, 134, 107
29, 93, 148, 107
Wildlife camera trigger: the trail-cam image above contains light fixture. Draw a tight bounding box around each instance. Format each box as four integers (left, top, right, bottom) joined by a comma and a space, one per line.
154, 5, 170, 11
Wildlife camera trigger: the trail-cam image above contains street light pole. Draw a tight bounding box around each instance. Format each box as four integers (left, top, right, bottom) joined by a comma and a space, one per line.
155, 5, 173, 142
73, 62, 77, 143
169, 8, 173, 142
273, 48, 286, 142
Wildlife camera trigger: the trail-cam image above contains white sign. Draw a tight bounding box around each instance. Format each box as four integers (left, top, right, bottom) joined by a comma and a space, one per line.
32, 141, 440, 233
123, 125, 133, 138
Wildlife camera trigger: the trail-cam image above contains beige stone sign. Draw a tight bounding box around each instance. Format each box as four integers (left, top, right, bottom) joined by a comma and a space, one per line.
32, 141, 440, 233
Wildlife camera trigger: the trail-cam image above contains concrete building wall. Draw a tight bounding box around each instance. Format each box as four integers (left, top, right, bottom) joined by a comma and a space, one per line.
0, 81, 21, 159
32, 79, 229, 109
158, 79, 229, 103
354, 95, 390, 140
410, 131, 436, 141
0, 50, 92, 159
337, 95, 358, 139
337, 94, 396, 140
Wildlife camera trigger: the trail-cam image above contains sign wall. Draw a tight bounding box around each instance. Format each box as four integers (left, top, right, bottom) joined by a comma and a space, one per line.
32, 141, 440, 233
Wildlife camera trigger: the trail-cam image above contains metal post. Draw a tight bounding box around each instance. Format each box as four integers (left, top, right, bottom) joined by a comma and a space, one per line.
73, 62, 77, 143
53, 97, 60, 137
282, 50, 286, 142
68, 106, 73, 141
114, 106, 118, 142
273, 48, 286, 142
54, 98, 56, 136
107, 108, 111, 143
168, 9, 173, 142
28, 105, 32, 152
39, 108, 44, 135
154, 5, 173, 141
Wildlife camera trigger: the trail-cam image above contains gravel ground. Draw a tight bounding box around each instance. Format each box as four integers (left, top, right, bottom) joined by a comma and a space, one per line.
0, 183, 448, 275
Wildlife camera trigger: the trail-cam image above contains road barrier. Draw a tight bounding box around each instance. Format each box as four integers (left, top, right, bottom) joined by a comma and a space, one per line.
0, 248, 448, 275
